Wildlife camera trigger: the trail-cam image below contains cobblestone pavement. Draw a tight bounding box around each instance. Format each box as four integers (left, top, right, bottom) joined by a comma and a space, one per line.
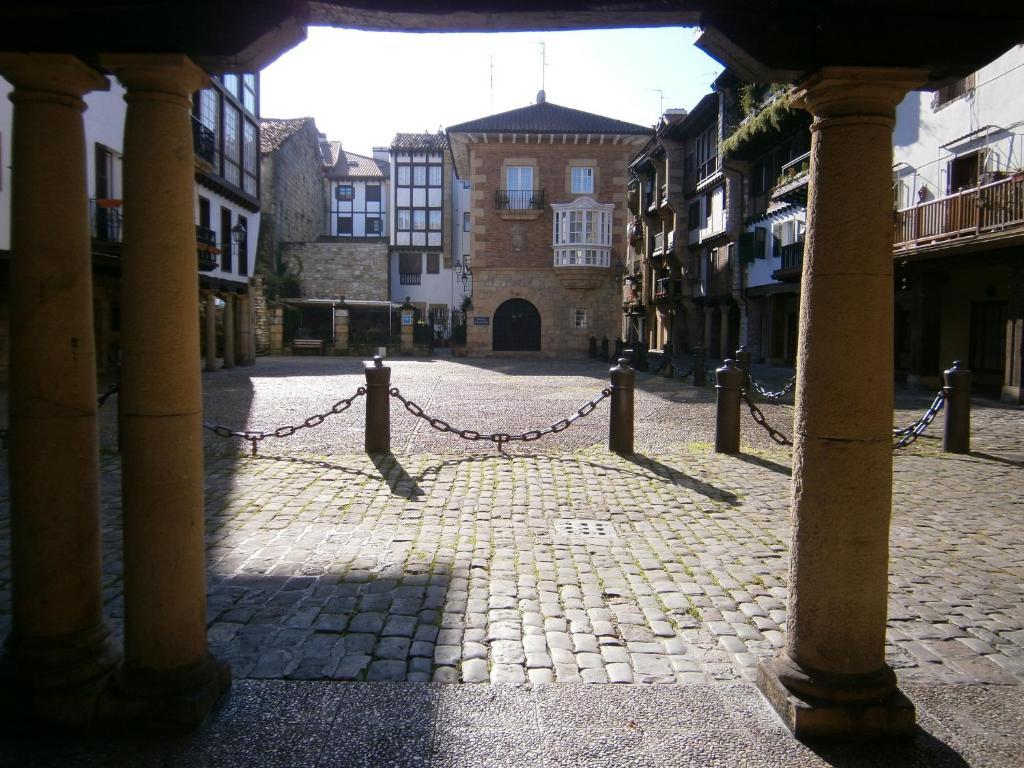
2, 357, 1021, 691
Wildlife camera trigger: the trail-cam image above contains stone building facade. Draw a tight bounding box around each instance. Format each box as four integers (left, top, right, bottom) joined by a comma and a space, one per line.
280, 240, 388, 301
448, 95, 650, 357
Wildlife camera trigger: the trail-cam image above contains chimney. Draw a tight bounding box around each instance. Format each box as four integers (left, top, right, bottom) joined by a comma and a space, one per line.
537, 90, 546, 104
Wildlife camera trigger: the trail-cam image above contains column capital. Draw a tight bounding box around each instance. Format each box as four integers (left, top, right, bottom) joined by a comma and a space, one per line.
792, 66, 928, 121
0, 54, 108, 101
99, 53, 209, 98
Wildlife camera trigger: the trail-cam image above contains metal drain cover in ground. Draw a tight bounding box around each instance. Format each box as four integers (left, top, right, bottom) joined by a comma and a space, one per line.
553, 519, 618, 538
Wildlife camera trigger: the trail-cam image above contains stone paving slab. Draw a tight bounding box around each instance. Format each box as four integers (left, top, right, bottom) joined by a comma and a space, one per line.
1, 681, 1021, 767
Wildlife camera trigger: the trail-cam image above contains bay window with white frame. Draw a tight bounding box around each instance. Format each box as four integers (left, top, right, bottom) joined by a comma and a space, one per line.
551, 198, 614, 267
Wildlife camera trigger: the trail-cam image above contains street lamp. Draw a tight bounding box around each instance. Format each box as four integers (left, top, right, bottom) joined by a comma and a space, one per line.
231, 220, 246, 254
455, 255, 472, 290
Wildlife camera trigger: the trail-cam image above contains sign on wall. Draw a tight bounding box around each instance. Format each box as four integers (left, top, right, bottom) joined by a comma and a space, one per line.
401, 315, 413, 326
473, 316, 490, 326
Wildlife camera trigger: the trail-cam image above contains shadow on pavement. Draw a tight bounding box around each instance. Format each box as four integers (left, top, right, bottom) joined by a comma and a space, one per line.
731, 452, 792, 477
626, 453, 741, 505
804, 725, 970, 767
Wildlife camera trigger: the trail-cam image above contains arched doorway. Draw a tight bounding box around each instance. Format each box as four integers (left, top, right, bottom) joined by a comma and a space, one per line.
493, 298, 541, 351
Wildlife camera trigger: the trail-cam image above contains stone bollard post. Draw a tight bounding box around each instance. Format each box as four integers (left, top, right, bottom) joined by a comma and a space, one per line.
364, 355, 391, 455
608, 357, 635, 456
943, 360, 971, 454
736, 345, 751, 382
693, 345, 707, 387
715, 359, 744, 454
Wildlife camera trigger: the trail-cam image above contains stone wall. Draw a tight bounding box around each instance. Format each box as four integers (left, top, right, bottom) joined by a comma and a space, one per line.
465, 140, 636, 357
281, 241, 389, 301
251, 274, 269, 353
258, 121, 327, 284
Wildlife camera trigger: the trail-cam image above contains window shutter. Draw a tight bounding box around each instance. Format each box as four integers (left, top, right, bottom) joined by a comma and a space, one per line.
399, 252, 422, 274
754, 227, 767, 259
739, 231, 755, 264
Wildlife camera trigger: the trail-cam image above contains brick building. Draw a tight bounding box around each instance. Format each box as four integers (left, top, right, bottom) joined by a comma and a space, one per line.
447, 94, 650, 357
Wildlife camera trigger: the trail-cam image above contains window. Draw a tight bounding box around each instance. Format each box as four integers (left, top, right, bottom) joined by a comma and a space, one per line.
933, 72, 976, 111
399, 252, 422, 285
397, 165, 411, 186
413, 166, 427, 186
242, 120, 258, 196
337, 216, 353, 235
335, 184, 354, 201
688, 201, 700, 230
428, 210, 442, 231
366, 184, 381, 202
463, 212, 471, 232
551, 199, 614, 268
574, 309, 588, 329
221, 73, 239, 97
426, 253, 440, 273
237, 215, 249, 276
696, 124, 718, 180
413, 210, 426, 230
242, 74, 257, 113
198, 89, 219, 165
506, 166, 533, 190
223, 103, 240, 186
571, 166, 594, 193
220, 207, 232, 272
366, 217, 382, 235
428, 165, 442, 186
198, 197, 211, 228
397, 209, 411, 230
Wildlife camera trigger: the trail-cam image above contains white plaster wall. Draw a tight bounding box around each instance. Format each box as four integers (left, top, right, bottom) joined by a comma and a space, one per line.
195, 186, 259, 286
390, 252, 458, 308
894, 44, 1024, 203
746, 208, 806, 289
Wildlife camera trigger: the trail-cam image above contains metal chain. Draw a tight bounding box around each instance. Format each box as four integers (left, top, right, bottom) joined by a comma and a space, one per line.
746, 374, 796, 402
389, 386, 612, 452
202, 386, 367, 456
741, 390, 793, 446
893, 390, 945, 449
98, 381, 119, 407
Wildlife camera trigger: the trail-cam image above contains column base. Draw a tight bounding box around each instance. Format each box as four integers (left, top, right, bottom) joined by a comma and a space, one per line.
756, 655, 915, 739
98, 653, 230, 729
1001, 384, 1023, 405
0, 621, 122, 726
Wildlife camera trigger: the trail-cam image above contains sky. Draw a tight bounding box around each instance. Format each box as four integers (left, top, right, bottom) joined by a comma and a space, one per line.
260, 26, 724, 157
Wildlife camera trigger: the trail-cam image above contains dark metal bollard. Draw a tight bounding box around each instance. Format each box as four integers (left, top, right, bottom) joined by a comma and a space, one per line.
600, 336, 609, 361
609, 357, 635, 456
693, 346, 707, 387
364, 355, 391, 454
715, 359, 744, 454
736, 346, 751, 382
943, 360, 971, 454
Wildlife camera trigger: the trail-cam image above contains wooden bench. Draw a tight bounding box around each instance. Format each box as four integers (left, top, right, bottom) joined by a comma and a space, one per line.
292, 338, 325, 356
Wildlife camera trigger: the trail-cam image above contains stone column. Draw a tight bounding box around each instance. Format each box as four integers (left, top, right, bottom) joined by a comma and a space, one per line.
703, 306, 714, 354
1003, 266, 1024, 404
334, 308, 350, 354
719, 304, 731, 360
269, 305, 284, 354
756, 68, 925, 739
203, 290, 217, 371
400, 304, 415, 354
101, 54, 228, 723
237, 293, 254, 366
0, 54, 120, 713
222, 293, 235, 369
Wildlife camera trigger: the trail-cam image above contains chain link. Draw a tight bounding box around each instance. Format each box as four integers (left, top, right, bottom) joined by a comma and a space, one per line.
97, 381, 119, 407
202, 386, 367, 456
746, 374, 796, 403
893, 390, 945, 449
389, 386, 613, 452
741, 391, 793, 446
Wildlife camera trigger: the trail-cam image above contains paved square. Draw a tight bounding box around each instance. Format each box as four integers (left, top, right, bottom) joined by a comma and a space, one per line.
1, 357, 1022, 688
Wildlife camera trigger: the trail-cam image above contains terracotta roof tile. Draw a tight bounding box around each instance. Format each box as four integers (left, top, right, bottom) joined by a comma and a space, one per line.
390, 132, 449, 151
327, 148, 389, 179
259, 117, 315, 154
447, 101, 651, 135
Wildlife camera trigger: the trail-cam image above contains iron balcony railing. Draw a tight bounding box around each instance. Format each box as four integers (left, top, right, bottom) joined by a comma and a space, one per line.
652, 231, 665, 256
780, 240, 804, 270
495, 189, 545, 211
90, 198, 123, 242
893, 174, 1024, 250
196, 225, 218, 271
399, 273, 422, 285
192, 117, 216, 166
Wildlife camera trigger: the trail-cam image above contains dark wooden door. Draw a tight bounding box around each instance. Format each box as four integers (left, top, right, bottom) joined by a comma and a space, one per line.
493, 299, 541, 351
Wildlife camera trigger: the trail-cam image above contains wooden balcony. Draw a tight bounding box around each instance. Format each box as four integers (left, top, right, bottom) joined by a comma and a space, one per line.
893, 174, 1024, 252
772, 240, 804, 282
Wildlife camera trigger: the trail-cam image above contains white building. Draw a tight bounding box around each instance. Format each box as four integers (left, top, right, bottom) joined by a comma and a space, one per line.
321, 138, 389, 238
388, 132, 467, 340
891, 44, 1024, 399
